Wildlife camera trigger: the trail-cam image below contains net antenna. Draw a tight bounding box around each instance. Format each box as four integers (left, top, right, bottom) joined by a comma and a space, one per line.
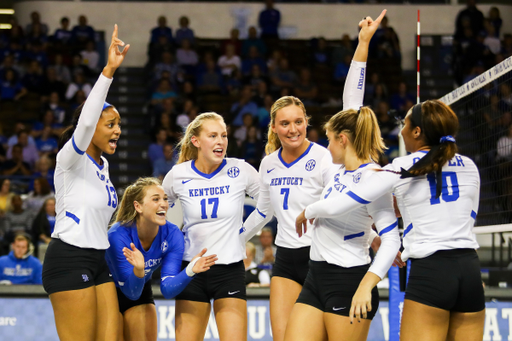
398, 10, 420, 158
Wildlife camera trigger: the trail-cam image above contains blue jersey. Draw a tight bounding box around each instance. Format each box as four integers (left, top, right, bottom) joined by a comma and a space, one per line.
0, 252, 42, 285
106, 221, 193, 300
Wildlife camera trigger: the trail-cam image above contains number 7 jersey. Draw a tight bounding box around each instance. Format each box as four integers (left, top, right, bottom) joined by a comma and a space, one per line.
162, 158, 259, 264
248, 142, 337, 249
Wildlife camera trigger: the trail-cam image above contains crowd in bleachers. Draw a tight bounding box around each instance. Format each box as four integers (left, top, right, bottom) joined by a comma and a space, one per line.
144, 3, 406, 183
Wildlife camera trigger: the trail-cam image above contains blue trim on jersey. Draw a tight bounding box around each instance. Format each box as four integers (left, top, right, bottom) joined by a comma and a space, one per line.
191, 159, 227, 179
71, 136, 85, 155
403, 223, 413, 237
347, 191, 371, 204
344, 231, 365, 241
65, 211, 80, 224
344, 163, 371, 174
417, 150, 429, 154
471, 210, 477, 219
87, 154, 104, 170
278, 142, 313, 168
257, 208, 266, 218
379, 220, 398, 236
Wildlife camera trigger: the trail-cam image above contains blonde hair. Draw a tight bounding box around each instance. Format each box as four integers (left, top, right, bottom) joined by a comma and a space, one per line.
324, 107, 386, 162
265, 96, 310, 155
177, 112, 225, 164
115, 177, 162, 226
246, 241, 256, 258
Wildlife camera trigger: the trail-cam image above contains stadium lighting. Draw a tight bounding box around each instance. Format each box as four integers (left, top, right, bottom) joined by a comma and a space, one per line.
0, 9, 14, 15
0, 24, 12, 29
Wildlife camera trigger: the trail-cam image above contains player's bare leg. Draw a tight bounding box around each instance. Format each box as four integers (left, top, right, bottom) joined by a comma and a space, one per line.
175, 300, 211, 341
270, 276, 303, 341
214, 297, 247, 341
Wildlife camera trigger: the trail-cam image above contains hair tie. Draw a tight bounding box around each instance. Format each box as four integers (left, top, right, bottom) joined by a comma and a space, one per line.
102, 102, 112, 111
440, 135, 456, 144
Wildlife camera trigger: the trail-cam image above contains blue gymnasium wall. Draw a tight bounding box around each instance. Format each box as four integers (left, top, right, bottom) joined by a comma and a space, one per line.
0, 298, 510, 340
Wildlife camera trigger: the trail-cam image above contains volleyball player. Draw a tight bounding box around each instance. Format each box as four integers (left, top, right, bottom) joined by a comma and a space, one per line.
284, 12, 399, 341
162, 112, 260, 341
240, 12, 390, 341
297, 99, 485, 341
41, 25, 129, 341
105, 177, 217, 341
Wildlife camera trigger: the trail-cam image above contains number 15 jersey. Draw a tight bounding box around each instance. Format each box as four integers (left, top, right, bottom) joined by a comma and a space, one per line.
162, 158, 259, 264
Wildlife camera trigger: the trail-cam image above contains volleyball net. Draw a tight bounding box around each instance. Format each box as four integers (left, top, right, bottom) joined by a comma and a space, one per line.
440, 56, 512, 268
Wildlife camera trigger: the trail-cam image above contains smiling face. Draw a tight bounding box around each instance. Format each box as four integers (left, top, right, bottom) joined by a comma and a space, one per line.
192, 119, 228, 166
272, 105, 308, 152
90, 107, 121, 154
134, 185, 168, 228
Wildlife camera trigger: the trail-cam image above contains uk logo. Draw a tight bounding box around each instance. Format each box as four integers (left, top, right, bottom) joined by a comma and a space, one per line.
82, 274, 90, 282
161, 240, 168, 253
96, 171, 105, 181
227, 167, 240, 178
305, 159, 316, 172
353, 172, 362, 183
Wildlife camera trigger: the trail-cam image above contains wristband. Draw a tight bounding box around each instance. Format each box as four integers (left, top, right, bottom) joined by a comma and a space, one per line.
186, 257, 200, 277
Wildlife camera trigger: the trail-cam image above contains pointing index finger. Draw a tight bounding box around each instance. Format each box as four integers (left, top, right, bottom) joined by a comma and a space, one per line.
112, 24, 118, 41
374, 9, 387, 25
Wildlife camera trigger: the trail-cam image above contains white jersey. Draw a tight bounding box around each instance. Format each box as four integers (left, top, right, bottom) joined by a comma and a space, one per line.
245, 143, 337, 248
306, 151, 480, 262
309, 163, 399, 279
243, 60, 367, 248
162, 158, 259, 264
52, 74, 117, 249
385, 152, 480, 260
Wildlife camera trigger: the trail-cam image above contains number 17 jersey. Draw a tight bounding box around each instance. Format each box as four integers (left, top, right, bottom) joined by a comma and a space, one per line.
162, 158, 259, 264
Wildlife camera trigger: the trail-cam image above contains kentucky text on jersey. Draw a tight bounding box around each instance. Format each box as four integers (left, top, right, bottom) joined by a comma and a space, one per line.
269, 177, 304, 186
145, 258, 162, 268
188, 185, 230, 197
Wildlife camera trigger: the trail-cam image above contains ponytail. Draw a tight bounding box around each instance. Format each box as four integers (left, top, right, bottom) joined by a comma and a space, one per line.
58, 102, 84, 150
177, 112, 225, 164
265, 96, 309, 155
400, 100, 459, 198
324, 106, 386, 162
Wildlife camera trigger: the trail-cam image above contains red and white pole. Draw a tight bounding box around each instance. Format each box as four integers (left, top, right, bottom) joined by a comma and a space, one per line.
417, 10, 421, 104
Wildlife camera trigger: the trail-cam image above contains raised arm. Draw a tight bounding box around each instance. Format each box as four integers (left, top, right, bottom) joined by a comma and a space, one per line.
59, 25, 130, 169
343, 9, 386, 111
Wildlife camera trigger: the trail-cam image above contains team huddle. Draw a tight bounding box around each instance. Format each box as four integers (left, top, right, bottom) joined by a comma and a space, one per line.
41, 10, 485, 341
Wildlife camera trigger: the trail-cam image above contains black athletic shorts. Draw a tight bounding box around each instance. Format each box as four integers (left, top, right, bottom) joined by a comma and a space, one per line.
116, 280, 155, 314
297, 260, 379, 319
405, 248, 485, 313
42, 238, 113, 295
175, 260, 246, 302
272, 246, 310, 285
